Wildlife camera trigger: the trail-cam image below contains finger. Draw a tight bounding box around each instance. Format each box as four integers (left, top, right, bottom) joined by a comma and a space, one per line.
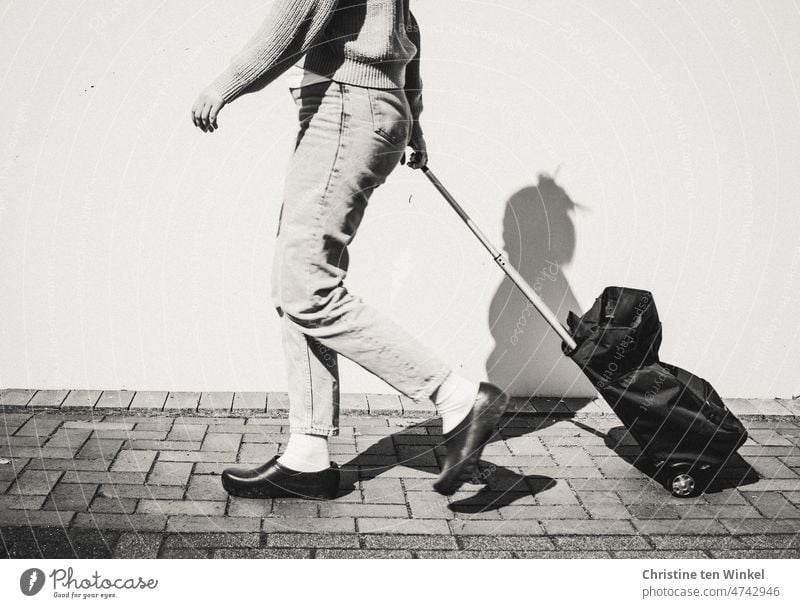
209, 104, 220, 129
191, 105, 199, 128
200, 102, 212, 129
400, 152, 406, 166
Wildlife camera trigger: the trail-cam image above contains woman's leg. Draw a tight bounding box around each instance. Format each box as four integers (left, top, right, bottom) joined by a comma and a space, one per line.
272, 81, 451, 440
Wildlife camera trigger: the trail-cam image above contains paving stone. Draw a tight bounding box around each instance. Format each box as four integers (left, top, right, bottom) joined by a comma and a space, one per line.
731, 534, 800, 549
316, 549, 413, 558
28, 390, 69, 407
320, 503, 408, 519
721, 519, 800, 534
270, 501, 319, 518
113, 532, 162, 558
89, 497, 138, 514
366, 394, 402, 415
202, 433, 242, 453
186, 475, 229, 501
97, 484, 185, 500
159, 548, 211, 558
743, 491, 800, 518
543, 519, 638, 535
162, 532, 261, 549
746, 399, 792, 416
245, 417, 286, 426
408, 495, 454, 520
548, 447, 596, 468
95, 391, 135, 410
14, 417, 63, 437
238, 443, 279, 462
0, 494, 48, 510
533, 481, 580, 505
167, 423, 207, 442
632, 519, 733, 537
458, 535, 554, 551
232, 392, 267, 411
551, 535, 652, 551
129, 391, 168, 411
504, 436, 547, 455
266, 533, 360, 548
648, 534, 747, 551
164, 392, 200, 411
92, 429, 167, 440
111, 450, 157, 473
2, 435, 44, 447
24, 459, 102, 474
709, 549, 800, 558
8, 469, 64, 495
0, 510, 75, 527
266, 392, 290, 412
76, 438, 125, 460
60, 470, 147, 485
612, 550, 708, 558
262, 517, 355, 534
166, 516, 260, 533
61, 390, 102, 409
198, 392, 233, 411
1, 445, 79, 459
44, 428, 91, 448
43, 483, 100, 510
137, 499, 225, 516
227, 497, 273, 517
147, 461, 193, 486
64, 421, 135, 431
155, 450, 236, 463
449, 520, 546, 535
0, 525, 119, 558
360, 534, 456, 550
341, 393, 369, 414
500, 505, 588, 520
214, 548, 310, 558
0, 389, 36, 406
71, 513, 167, 531
513, 550, 613, 558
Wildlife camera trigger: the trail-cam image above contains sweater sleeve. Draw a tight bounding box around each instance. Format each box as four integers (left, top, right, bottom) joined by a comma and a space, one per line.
210, 0, 338, 103
403, 10, 424, 144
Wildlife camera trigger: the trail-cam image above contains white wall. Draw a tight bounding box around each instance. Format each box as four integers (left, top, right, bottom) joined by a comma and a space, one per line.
1, 0, 798, 398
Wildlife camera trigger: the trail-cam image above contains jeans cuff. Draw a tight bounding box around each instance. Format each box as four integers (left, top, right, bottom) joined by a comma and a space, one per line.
408, 365, 453, 403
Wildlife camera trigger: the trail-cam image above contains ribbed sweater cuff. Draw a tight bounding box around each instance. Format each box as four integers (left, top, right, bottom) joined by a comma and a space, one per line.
210, 66, 247, 103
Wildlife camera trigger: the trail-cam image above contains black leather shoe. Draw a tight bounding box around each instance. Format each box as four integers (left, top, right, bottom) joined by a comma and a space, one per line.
221, 456, 340, 500
433, 382, 509, 496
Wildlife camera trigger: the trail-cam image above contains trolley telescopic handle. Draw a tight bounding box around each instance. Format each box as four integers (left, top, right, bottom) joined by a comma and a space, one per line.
421, 166, 578, 352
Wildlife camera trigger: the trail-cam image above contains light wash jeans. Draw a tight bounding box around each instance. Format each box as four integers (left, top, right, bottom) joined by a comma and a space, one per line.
271, 80, 451, 436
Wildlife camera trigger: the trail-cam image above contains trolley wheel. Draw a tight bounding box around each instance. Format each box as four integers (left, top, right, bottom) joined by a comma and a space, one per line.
670, 471, 697, 497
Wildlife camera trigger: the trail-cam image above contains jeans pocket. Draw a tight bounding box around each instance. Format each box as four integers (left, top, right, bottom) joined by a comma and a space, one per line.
367, 88, 410, 147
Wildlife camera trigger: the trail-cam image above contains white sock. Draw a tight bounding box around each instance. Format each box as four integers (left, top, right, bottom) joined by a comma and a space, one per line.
433, 372, 479, 434
277, 433, 330, 472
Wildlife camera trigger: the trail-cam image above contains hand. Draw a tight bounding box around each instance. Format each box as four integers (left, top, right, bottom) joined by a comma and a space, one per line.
402, 135, 428, 169
191, 87, 226, 133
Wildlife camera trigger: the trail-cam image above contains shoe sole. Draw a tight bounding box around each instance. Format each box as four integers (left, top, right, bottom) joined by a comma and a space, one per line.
433, 391, 509, 496
221, 477, 338, 501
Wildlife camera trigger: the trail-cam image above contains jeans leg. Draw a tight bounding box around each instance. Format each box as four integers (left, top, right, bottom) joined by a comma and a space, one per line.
274, 81, 451, 433
280, 310, 340, 436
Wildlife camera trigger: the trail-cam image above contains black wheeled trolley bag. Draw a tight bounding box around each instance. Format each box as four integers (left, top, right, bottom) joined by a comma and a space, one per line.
422, 167, 748, 497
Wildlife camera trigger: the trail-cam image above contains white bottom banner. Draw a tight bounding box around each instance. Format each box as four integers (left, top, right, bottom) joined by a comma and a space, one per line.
2, 559, 797, 608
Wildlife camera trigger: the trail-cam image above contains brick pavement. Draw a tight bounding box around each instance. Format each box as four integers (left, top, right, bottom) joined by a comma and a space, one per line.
0, 390, 798, 558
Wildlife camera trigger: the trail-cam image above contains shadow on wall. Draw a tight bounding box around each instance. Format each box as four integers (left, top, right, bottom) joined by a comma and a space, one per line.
486, 174, 595, 398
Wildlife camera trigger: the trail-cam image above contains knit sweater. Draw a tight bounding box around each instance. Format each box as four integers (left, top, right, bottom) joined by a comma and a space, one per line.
210, 0, 424, 139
